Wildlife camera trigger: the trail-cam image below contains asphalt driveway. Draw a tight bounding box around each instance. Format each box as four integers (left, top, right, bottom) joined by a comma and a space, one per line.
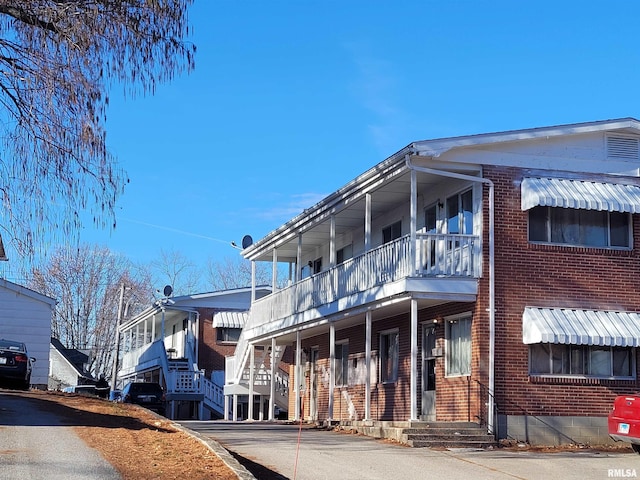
181, 420, 639, 480
0, 390, 121, 480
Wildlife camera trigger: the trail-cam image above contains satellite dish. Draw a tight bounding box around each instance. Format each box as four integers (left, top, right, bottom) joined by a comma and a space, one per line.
163, 285, 173, 297
241, 235, 253, 249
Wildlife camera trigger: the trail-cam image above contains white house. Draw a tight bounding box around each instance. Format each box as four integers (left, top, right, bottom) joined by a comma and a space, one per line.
49, 337, 94, 390
0, 279, 56, 388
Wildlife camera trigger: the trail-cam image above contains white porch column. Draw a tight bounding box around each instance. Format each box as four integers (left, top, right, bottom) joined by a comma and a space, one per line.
194, 312, 199, 366
251, 260, 256, 303
365, 193, 372, 252
248, 345, 255, 421
328, 323, 335, 421
295, 332, 301, 421
224, 395, 230, 421
365, 311, 372, 421
161, 306, 166, 341
410, 298, 418, 421
330, 215, 336, 267
269, 337, 276, 421
272, 249, 278, 293
296, 233, 303, 282
410, 168, 417, 275
232, 394, 238, 422
259, 395, 264, 421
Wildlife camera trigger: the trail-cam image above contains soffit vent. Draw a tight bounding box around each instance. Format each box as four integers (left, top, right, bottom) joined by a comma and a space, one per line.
607, 135, 639, 160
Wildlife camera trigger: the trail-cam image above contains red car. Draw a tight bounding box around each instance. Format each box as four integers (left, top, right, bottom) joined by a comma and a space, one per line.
609, 395, 640, 453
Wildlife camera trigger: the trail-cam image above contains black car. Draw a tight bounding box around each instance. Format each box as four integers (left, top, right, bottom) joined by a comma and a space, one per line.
121, 381, 165, 415
0, 339, 35, 390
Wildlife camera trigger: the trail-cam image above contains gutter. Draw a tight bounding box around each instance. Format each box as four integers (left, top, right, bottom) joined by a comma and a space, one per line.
405, 153, 496, 436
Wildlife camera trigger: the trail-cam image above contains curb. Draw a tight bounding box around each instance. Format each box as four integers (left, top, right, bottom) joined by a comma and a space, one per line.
170, 421, 257, 480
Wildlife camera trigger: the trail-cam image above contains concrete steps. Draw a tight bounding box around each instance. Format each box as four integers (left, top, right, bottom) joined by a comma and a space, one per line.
402, 422, 497, 449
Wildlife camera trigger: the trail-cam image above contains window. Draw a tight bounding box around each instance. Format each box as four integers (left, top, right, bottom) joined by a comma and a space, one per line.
382, 220, 402, 244
446, 190, 473, 234
337, 244, 353, 264
217, 327, 241, 343
529, 206, 630, 248
300, 257, 322, 279
424, 204, 438, 268
530, 344, 633, 378
446, 316, 472, 376
380, 330, 399, 383
424, 204, 437, 234
335, 341, 349, 386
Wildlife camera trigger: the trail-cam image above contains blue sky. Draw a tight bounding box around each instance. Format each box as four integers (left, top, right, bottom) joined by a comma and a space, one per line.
65, 0, 640, 274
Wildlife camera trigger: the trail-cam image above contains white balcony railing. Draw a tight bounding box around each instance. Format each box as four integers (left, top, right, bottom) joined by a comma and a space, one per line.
249, 233, 477, 331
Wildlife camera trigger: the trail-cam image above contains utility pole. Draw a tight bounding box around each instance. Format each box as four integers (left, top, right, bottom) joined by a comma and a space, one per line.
110, 283, 126, 391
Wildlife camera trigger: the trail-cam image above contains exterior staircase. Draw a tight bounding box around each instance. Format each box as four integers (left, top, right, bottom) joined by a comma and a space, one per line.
225, 342, 290, 417
402, 422, 497, 448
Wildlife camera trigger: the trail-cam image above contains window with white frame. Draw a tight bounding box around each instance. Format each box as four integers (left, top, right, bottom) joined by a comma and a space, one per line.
446, 190, 473, 234
337, 244, 353, 264
424, 204, 437, 234
529, 343, 634, 378
300, 257, 322, 279
335, 341, 349, 386
216, 327, 241, 343
446, 315, 472, 376
382, 220, 402, 244
528, 206, 630, 248
379, 330, 399, 383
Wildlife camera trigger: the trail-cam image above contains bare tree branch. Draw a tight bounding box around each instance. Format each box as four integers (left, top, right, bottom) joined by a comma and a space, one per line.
0, 1, 195, 257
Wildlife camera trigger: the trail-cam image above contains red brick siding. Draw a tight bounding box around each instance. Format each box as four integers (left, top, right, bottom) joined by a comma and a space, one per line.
485, 165, 640, 417
197, 308, 237, 376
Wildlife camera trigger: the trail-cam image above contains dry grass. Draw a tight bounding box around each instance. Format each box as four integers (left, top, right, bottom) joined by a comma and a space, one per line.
23, 390, 239, 480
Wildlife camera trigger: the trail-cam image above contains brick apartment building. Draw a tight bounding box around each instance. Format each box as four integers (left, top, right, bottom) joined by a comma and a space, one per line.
226, 118, 640, 444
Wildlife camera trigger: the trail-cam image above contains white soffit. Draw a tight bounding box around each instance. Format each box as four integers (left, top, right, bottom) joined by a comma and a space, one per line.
522, 307, 640, 347
521, 177, 640, 213
212, 311, 247, 329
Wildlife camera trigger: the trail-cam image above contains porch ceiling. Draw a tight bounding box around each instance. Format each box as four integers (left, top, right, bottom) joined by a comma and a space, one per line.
252, 168, 451, 263
252, 295, 450, 347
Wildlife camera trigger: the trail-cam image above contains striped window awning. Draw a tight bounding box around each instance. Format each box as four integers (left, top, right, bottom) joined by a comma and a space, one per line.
212, 311, 247, 329
522, 307, 640, 347
521, 177, 640, 213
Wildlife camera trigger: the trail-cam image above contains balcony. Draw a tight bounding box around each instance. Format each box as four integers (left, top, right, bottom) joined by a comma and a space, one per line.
245, 233, 479, 338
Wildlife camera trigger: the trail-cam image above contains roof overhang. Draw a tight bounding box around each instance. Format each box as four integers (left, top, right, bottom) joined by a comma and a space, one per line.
412, 117, 640, 158
522, 307, 640, 347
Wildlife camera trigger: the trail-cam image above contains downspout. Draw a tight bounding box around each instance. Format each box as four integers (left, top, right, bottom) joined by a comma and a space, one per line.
405, 154, 496, 436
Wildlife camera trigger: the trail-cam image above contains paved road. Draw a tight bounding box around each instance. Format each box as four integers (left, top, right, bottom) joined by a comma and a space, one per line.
182, 420, 640, 480
0, 390, 121, 480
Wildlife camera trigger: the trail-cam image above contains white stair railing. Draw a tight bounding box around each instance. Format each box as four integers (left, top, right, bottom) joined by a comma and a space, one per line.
202, 376, 226, 416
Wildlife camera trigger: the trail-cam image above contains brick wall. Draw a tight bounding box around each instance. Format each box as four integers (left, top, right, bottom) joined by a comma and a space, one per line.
197, 308, 236, 376
486, 165, 640, 417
